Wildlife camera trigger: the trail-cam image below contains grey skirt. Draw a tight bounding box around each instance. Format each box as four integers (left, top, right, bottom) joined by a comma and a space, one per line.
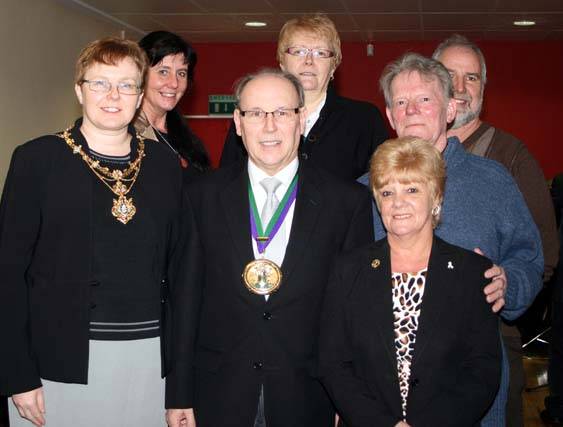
9, 337, 165, 427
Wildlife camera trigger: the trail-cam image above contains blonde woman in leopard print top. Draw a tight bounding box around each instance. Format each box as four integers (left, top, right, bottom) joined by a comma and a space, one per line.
319, 137, 501, 427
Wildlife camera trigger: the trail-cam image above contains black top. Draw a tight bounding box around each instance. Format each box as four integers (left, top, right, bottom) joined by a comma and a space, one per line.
153, 129, 206, 185
219, 86, 389, 181
87, 146, 160, 340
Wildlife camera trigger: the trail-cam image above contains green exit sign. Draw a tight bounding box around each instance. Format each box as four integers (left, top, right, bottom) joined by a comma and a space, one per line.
209, 95, 237, 115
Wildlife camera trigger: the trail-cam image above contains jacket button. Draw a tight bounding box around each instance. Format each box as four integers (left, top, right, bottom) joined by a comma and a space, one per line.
253, 362, 263, 370
301, 152, 309, 160
90, 280, 100, 287
263, 312, 272, 320
90, 303, 97, 309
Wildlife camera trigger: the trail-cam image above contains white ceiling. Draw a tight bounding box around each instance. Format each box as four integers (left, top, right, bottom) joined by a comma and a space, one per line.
64, 0, 563, 42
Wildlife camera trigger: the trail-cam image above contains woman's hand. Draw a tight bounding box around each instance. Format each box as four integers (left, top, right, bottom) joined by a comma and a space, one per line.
12, 387, 45, 426
166, 408, 196, 427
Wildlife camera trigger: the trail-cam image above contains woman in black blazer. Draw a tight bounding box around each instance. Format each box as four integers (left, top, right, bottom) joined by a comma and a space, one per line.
319, 137, 501, 427
0, 38, 186, 427
219, 13, 388, 181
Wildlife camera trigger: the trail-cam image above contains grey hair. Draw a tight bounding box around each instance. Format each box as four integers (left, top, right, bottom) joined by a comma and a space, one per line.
234, 68, 305, 108
379, 52, 453, 108
432, 34, 487, 86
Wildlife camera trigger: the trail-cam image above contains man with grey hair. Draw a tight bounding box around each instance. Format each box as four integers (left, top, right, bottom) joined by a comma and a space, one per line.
433, 35, 559, 427
165, 68, 372, 427
359, 52, 543, 426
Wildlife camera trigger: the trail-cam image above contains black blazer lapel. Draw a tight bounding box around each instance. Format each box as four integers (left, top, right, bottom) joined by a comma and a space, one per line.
276, 165, 323, 283
411, 237, 457, 366
356, 241, 403, 415
219, 166, 256, 293
362, 241, 397, 370
305, 87, 339, 144
265, 165, 322, 307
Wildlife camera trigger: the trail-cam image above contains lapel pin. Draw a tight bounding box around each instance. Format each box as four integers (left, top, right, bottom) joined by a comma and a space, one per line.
447, 261, 454, 270
371, 259, 381, 269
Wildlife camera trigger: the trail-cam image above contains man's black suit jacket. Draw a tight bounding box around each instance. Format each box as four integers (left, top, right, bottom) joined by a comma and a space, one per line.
319, 237, 502, 427
165, 161, 373, 427
219, 87, 389, 181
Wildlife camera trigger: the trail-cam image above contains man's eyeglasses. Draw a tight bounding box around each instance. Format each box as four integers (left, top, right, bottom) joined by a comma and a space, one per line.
80, 79, 141, 95
285, 47, 335, 59
239, 108, 300, 124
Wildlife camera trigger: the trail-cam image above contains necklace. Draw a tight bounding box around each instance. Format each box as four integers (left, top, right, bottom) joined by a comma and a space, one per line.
152, 125, 189, 169
152, 126, 178, 154
58, 126, 145, 225
142, 110, 189, 168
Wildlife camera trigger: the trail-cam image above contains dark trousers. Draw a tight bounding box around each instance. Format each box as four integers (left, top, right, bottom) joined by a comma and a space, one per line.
0, 396, 8, 427
546, 267, 563, 417
503, 330, 525, 427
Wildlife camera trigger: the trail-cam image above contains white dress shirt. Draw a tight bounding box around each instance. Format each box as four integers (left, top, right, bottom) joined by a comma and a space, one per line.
247, 157, 299, 268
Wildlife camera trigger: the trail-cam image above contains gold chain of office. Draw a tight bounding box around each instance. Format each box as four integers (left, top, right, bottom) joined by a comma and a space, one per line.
57, 127, 145, 225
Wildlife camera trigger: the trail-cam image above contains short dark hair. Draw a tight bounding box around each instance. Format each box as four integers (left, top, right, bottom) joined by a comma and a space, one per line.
234, 68, 305, 108
138, 31, 197, 83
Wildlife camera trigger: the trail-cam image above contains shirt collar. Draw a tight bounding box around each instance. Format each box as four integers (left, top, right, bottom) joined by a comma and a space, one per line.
247, 157, 299, 189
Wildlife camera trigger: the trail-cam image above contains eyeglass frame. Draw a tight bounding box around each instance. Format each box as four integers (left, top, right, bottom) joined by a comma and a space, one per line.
238, 107, 301, 123
79, 79, 142, 95
285, 47, 335, 59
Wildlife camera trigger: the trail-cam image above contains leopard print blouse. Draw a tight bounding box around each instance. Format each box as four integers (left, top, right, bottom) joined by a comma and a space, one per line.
391, 269, 427, 420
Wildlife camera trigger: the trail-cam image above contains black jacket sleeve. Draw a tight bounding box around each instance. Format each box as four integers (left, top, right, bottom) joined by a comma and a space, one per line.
0, 145, 43, 395
165, 190, 204, 409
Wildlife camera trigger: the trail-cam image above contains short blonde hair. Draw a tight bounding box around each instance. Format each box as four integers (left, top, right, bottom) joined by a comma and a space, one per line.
370, 137, 446, 227
276, 14, 342, 69
75, 37, 148, 86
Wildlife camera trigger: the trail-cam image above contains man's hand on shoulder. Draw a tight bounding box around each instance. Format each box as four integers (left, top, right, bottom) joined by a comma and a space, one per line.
475, 247, 507, 313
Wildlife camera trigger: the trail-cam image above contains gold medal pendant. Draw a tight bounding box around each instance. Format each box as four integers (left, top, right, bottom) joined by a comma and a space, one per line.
242, 259, 282, 295
112, 195, 136, 224
58, 126, 145, 226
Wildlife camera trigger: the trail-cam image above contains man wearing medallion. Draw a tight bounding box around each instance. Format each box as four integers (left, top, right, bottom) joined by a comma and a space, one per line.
165, 69, 373, 427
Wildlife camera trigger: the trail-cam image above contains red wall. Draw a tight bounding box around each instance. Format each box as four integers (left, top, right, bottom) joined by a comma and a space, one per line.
180, 41, 563, 179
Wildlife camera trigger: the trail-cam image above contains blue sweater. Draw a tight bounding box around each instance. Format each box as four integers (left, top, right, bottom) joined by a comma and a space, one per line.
358, 137, 543, 426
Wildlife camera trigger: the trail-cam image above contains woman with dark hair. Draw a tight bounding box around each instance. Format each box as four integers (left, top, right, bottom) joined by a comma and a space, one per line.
136, 30, 210, 182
